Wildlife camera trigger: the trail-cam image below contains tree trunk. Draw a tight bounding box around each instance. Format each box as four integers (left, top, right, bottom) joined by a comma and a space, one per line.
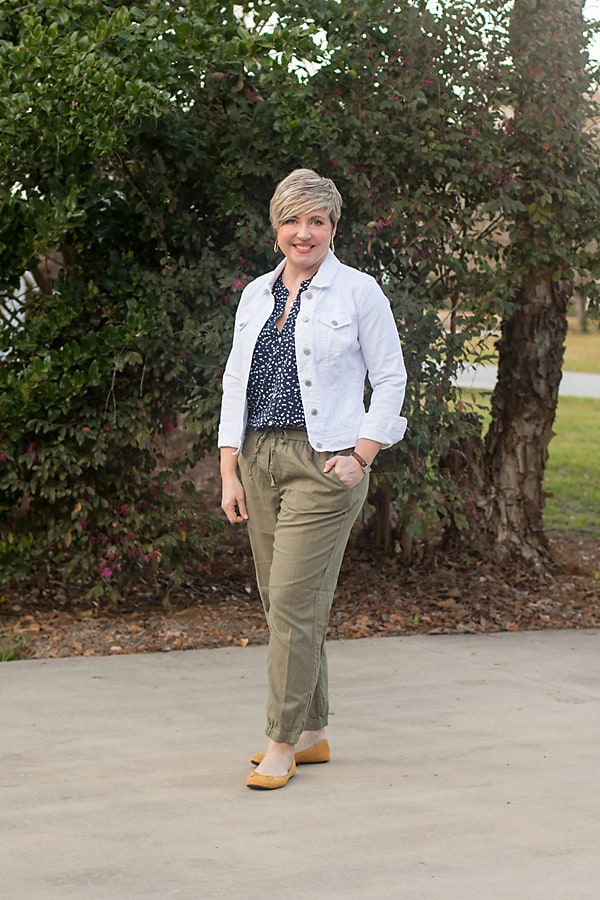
483, 275, 569, 559
371, 483, 393, 555
474, 0, 588, 561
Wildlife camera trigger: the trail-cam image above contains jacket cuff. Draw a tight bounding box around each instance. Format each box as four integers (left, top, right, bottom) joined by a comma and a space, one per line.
358, 414, 408, 449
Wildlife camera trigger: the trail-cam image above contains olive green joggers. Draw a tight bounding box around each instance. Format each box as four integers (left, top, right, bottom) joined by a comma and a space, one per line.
238, 427, 369, 744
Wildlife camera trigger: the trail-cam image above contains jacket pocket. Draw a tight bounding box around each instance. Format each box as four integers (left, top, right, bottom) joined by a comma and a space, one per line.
316, 313, 357, 356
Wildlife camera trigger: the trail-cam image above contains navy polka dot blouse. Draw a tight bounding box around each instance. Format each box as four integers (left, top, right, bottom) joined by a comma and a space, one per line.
246, 274, 314, 428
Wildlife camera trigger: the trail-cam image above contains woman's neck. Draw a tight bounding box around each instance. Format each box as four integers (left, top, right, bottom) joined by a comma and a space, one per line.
281, 263, 318, 292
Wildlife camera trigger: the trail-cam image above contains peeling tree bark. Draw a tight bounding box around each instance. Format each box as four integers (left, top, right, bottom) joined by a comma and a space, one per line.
484, 275, 569, 559
476, 0, 589, 560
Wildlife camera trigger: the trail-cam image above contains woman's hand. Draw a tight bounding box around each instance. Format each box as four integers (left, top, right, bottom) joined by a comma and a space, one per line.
220, 447, 248, 524
221, 474, 249, 524
323, 453, 365, 488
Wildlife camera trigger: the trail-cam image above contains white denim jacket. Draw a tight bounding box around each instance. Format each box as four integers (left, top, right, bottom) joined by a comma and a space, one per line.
218, 251, 407, 453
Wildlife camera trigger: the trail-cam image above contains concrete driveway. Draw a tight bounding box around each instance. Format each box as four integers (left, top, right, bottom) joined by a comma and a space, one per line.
2, 629, 599, 899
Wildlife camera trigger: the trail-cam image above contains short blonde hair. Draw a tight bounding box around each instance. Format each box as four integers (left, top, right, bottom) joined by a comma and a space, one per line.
269, 169, 343, 231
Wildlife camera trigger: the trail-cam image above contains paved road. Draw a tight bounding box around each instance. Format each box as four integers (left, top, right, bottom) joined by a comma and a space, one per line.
455, 365, 600, 398
3, 630, 600, 899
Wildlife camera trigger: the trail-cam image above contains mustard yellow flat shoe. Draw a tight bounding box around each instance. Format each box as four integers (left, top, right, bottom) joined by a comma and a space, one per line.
250, 739, 330, 767
246, 758, 296, 791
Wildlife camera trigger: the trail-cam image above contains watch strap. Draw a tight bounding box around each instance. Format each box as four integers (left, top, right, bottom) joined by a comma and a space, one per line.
351, 450, 371, 473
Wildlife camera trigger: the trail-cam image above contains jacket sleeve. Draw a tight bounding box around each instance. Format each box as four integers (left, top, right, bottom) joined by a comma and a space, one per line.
356, 277, 407, 448
217, 305, 248, 451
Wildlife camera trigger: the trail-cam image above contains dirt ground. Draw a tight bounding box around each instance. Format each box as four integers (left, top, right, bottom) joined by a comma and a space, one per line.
2, 523, 599, 660
1, 457, 598, 659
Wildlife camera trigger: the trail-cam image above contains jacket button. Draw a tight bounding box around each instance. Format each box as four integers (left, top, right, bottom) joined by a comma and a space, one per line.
311, 408, 318, 416
331, 319, 338, 326
316, 442, 322, 448
304, 379, 312, 387
305, 292, 313, 299
302, 316, 309, 323
303, 347, 311, 355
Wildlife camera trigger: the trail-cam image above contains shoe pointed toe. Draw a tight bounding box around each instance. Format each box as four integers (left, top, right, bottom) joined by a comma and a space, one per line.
246, 758, 296, 790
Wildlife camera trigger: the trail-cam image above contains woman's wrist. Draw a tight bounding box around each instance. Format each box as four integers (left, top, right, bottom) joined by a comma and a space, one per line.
219, 447, 240, 479
351, 450, 371, 474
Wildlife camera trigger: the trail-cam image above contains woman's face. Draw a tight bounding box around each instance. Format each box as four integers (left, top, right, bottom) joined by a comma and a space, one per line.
276, 208, 335, 275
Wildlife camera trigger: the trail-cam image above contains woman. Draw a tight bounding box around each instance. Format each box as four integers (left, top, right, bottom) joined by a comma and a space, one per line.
218, 169, 407, 790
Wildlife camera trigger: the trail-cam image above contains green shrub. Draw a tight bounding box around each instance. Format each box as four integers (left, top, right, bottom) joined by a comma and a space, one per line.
1, 0, 598, 591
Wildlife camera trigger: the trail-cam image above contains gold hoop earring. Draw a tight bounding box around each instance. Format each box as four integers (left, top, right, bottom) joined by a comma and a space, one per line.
273, 239, 280, 253
330, 238, 335, 253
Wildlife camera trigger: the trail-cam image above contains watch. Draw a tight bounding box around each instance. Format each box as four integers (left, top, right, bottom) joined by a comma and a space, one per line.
351, 450, 372, 474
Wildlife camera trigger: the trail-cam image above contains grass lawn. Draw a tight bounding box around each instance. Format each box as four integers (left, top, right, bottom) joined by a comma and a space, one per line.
563, 324, 600, 374
459, 392, 600, 538
544, 396, 600, 537
464, 316, 600, 374
459, 318, 599, 535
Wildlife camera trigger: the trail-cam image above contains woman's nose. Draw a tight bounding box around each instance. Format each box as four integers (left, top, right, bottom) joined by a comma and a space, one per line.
296, 221, 311, 238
